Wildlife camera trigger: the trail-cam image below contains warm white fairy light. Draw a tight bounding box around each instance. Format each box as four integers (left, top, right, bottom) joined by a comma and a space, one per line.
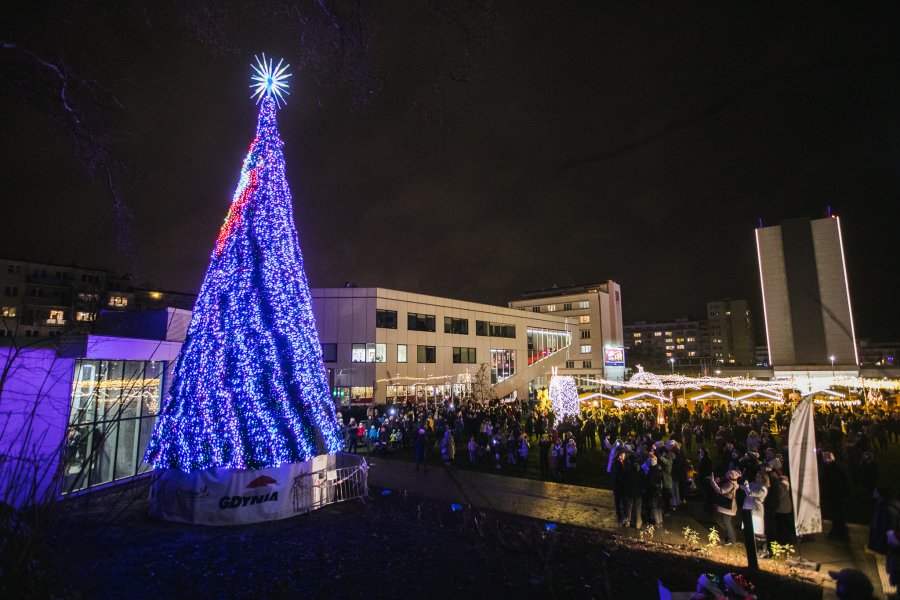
549, 374, 580, 419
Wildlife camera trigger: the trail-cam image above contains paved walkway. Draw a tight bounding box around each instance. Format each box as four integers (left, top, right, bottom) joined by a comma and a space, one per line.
367, 457, 887, 599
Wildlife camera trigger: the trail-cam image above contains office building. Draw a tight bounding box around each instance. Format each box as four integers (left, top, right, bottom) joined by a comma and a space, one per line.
0, 257, 196, 340
755, 216, 859, 377
507, 281, 625, 382
312, 287, 576, 404
624, 317, 709, 373
707, 299, 755, 367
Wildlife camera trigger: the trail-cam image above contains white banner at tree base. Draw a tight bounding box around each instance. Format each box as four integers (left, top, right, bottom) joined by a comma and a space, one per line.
150, 454, 355, 526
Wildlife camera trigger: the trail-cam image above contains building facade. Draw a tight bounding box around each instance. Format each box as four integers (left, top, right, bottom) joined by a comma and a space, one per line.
755, 216, 859, 376
707, 299, 755, 367
0, 257, 196, 340
624, 318, 710, 373
507, 281, 625, 383
312, 287, 577, 405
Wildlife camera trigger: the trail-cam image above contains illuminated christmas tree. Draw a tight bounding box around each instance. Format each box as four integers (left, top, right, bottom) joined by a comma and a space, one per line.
145, 56, 343, 472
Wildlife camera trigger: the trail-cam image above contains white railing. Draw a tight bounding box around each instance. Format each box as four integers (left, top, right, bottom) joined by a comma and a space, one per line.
290, 453, 368, 514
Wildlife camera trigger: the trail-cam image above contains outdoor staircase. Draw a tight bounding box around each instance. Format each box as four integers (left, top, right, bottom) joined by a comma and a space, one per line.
490, 344, 571, 400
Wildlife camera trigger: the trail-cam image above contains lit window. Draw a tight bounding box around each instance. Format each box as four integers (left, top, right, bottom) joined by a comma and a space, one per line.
580, 345, 592, 354
665, 352, 673, 357
576, 301, 589, 309
108, 295, 128, 307
653, 332, 662, 337
397, 344, 407, 363
579, 315, 590, 324
353, 343, 385, 363
632, 332, 641, 338
676, 344, 685, 350
687, 337, 695, 342
1, 306, 16, 318
48, 309, 66, 324
545, 304, 556, 312
635, 340, 641, 345
76, 312, 96, 322
666, 345, 674, 350
688, 351, 696, 357
665, 331, 672, 336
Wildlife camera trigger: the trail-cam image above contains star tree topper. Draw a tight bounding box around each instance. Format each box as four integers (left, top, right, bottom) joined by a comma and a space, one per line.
250, 53, 292, 108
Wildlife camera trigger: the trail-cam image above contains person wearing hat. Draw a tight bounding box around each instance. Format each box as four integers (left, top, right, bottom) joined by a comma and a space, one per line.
828, 568, 875, 599
709, 470, 740, 544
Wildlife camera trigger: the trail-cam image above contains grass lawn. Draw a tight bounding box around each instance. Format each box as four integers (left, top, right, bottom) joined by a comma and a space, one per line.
355, 434, 900, 525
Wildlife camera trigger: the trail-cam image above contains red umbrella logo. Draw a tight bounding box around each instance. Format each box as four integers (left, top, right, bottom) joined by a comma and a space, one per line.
247, 475, 277, 488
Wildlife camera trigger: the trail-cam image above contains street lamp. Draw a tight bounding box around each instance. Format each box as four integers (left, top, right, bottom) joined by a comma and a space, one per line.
830, 355, 836, 378
669, 357, 675, 374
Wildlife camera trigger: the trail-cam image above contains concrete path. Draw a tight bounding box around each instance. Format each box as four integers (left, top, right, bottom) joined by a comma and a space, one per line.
367, 457, 886, 599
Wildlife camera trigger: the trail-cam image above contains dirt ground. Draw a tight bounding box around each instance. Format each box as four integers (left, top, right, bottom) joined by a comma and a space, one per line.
23, 480, 824, 600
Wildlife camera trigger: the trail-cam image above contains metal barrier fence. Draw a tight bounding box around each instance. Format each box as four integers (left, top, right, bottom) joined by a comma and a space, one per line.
290, 452, 368, 514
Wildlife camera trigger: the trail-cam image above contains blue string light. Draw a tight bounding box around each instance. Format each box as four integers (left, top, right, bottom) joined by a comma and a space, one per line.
144, 62, 342, 472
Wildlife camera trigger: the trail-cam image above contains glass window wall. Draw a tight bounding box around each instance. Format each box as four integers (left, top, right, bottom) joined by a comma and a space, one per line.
490, 349, 516, 384
527, 328, 571, 366
63, 359, 163, 493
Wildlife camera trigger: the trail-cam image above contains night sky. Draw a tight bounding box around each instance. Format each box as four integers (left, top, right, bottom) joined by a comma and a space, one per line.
2, 3, 899, 341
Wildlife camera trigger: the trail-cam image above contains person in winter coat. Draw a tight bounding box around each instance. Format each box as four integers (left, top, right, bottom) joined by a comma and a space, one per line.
697, 447, 715, 512
564, 438, 578, 480
624, 455, 645, 529
610, 449, 629, 525
518, 434, 529, 471
868, 487, 900, 555
539, 435, 551, 478
741, 471, 770, 558
467, 436, 476, 463
549, 439, 563, 481
657, 447, 673, 513
643, 455, 664, 527
858, 451, 878, 495
605, 437, 624, 473
774, 475, 795, 544
821, 452, 851, 540
709, 470, 740, 544
441, 429, 456, 467
414, 429, 428, 472
670, 443, 688, 509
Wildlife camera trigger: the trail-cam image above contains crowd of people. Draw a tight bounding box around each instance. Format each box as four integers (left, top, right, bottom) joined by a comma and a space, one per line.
337, 395, 900, 596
